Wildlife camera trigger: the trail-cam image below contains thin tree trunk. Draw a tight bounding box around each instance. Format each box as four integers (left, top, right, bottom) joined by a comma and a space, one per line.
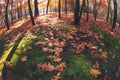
20, 0, 22, 19
5, 0, 10, 30
58, 0, 61, 18
46, 0, 50, 14
79, 0, 85, 23
86, 0, 89, 22
93, 0, 97, 21
28, 0, 35, 26
65, 0, 67, 15
112, 0, 117, 31
17, 0, 20, 19
106, 0, 111, 22
10, 0, 14, 25
34, 0, 39, 16
74, 0, 80, 25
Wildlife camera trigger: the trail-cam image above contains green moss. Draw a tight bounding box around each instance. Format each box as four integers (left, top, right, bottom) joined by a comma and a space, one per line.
62, 54, 96, 80
55, 23, 69, 31
91, 26, 120, 79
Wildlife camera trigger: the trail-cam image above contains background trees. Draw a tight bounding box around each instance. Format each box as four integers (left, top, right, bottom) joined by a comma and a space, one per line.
0, 0, 120, 31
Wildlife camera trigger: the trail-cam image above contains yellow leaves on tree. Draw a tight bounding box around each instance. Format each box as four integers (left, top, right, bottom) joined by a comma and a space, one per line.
90, 69, 101, 77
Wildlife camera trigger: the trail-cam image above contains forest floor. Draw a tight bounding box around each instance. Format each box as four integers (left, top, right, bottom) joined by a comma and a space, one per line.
0, 13, 120, 80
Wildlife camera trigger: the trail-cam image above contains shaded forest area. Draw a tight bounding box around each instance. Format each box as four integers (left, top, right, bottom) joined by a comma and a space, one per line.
0, 0, 120, 80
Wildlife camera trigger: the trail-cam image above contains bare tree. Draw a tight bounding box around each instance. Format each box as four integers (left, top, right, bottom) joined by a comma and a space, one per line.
5, 0, 10, 30
58, 0, 61, 18
34, 0, 39, 16
74, 0, 80, 25
112, 0, 117, 31
28, 0, 35, 25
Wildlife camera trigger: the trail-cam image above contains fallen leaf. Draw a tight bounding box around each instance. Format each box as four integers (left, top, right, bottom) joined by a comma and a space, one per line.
93, 61, 99, 69
4, 61, 12, 67
102, 51, 107, 58
21, 56, 28, 62
51, 72, 62, 80
90, 69, 101, 77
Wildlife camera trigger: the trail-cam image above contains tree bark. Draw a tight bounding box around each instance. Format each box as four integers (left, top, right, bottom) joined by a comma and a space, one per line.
5, 0, 10, 30
17, 0, 20, 19
65, 0, 67, 15
106, 0, 111, 22
93, 0, 97, 21
10, 0, 14, 25
46, 0, 50, 14
34, 0, 39, 16
28, 0, 35, 26
79, 0, 85, 23
112, 0, 117, 31
74, 0, 80, 25
86, 0, 89, 22
20, 0, 22, 19
58, 0, 61, 18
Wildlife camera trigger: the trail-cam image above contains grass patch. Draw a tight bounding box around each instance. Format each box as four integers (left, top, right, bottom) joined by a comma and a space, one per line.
55, 23, 69, 31
91, 26, 120, 79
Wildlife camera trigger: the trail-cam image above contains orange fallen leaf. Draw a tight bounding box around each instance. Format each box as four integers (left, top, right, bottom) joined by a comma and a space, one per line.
93, 61, 99, 69
102, 51, 107, 58
5, 61, 12, 68
90, 69, 101, 77
21, 56, 28, 62
51, 72, 62, 80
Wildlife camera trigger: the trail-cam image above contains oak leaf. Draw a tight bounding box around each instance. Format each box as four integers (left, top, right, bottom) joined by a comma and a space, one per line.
90, 69, 101, 77
51, 72, 62, 80
21, 56, 28, 62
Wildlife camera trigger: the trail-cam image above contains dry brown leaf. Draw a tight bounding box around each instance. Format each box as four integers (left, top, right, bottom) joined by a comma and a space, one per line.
55, 62, 66, 71
21, 56, 28, 62
115, 71, 120, 78
4, 61, 12, 67
37, 63, 55, 72
118, 67, 120, 72
102, 51, 107, 58
51, 72, 62, 80
90, 69, 101, 77
47, 55, 62, 62
42, 47, 48, 52
93, 61, 99, 69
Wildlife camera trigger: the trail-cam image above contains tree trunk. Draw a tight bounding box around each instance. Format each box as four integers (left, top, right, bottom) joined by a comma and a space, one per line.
65, 0, 67, 15
34, 0, 39, 16
79, 0, 85, 23
28, 0, 35, 26
20, 0, 22, 19
93, 0, 97, 21
58, 0, 61, 18
10, 0, 14, 25
17, 1, 20, 19
86, 0, 89, 22
5, 0, 10, 30
112, 0, 117, 31
74, 0, 80, 25
106, 0, 111, 22
46, 0, 50, 14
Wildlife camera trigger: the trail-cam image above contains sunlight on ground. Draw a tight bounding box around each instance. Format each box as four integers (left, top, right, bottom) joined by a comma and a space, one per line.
11, 18, 28, 29
0, 44, 14, 72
